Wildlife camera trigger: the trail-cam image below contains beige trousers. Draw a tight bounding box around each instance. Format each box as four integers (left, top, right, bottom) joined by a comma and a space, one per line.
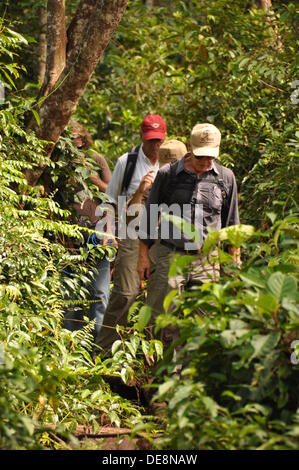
96, 238, 156, 351
146, 242, 220, 319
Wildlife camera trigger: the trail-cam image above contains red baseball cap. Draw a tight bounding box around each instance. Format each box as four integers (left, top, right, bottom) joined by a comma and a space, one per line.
141, 114, 166, 141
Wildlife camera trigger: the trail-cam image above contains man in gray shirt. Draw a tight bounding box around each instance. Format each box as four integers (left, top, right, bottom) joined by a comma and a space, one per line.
138, 123, 240, 317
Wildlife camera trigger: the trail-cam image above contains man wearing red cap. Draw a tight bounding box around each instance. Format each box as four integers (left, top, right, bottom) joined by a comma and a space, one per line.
96, 114, 166, 351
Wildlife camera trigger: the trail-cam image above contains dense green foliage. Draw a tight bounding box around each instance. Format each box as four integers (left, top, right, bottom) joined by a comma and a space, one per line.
151, 217, 299, 449
0, 19, 155, 449
77, 0, 298, 224
1, 0, 298, 450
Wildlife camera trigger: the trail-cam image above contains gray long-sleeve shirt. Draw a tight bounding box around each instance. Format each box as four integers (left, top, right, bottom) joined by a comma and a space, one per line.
139, 155, 239, 251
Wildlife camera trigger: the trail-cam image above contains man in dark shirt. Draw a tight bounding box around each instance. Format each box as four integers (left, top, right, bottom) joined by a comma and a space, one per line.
138, 123, 240, 317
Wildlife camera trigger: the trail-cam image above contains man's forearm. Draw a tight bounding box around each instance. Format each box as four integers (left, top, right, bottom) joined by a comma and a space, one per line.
90, 175, 108, 192
139, 240, 150, 259
128, 188, 144, 207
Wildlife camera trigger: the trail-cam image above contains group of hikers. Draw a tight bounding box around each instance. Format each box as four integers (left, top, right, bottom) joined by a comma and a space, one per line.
63, 114, 240, 356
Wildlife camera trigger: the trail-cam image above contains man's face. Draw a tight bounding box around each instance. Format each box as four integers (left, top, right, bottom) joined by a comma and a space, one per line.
142, 136, 165, 159
72, 133, 84, 149
191, 152, 215, 173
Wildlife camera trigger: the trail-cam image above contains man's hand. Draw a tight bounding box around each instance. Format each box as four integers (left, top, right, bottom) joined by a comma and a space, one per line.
138, 241, 151, 281
138, 253, 151, 281
127, 171, 156, 207
137, 170, 155, 195
102, 235, 118, 249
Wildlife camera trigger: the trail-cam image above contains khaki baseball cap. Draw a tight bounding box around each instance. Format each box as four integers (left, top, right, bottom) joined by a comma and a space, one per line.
159, 139, 187, 166
190, 123, 221, 158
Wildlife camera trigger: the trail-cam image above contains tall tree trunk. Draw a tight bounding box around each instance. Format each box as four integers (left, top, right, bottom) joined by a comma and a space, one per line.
259, 0, 272, 10
37, 6, 47, 84
39, 0, 66, 99
259, 0, 282, 50
26, 0, 128, 186
66, 0, 97, 61
145, 0, 154, 11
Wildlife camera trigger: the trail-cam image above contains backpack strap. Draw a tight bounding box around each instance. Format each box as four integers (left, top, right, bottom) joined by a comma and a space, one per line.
160, 160, 181, 205
214, 161, 228, 202
160, 160, 229, 206
121, 145, 140, 194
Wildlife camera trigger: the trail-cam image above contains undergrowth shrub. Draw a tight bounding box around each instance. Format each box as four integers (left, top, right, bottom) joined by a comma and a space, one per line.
150, 216, 299, 449
0, 19, 149, 449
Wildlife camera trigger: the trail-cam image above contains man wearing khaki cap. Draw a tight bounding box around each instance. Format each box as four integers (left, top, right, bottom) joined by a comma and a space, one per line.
138, 123, 240, 319
159, 139, 187, 167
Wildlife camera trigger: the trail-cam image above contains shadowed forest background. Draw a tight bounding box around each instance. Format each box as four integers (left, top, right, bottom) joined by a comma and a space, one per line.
0, 0, 298, 450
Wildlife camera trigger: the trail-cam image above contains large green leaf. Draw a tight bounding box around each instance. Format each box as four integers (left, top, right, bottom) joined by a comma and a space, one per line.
111, 340, 122, 355
163, 289, 178, 312
201, 396, 220, 418
249, 333, 281, 362
240, 269, 267, 288
158, 379, 176, 397
219, 224, 255, 247
202, 230, 220, 256
168, 384, 194, 410
256, 293, 278, 313
137, 305, 152, 332
220, 327, 250, 348
267, 272, 297, 301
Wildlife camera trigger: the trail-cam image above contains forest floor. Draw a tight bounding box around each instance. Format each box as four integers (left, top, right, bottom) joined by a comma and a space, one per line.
73, 425, 152, 450
47, 377, 162, 450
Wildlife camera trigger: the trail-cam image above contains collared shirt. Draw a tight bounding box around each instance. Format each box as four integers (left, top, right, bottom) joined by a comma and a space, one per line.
106, 145, 160, 204
139, 155, 240, 251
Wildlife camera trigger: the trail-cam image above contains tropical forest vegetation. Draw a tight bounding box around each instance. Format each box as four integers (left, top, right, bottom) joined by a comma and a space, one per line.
0, 0, 298, 450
